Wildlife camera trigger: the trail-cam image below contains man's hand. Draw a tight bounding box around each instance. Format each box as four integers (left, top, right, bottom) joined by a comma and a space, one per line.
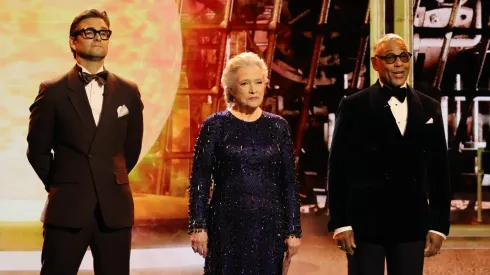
334, 230, 356, 255
424, 232, 444, 257
285, 236, 301, 258
190, 231, 208, 258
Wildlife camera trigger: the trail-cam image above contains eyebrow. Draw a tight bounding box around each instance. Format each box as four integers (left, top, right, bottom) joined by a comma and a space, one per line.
240, 78, 263, 82
80, 26, 109, 30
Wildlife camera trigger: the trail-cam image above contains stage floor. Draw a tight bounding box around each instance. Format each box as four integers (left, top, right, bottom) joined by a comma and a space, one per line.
1, 212, 489, 275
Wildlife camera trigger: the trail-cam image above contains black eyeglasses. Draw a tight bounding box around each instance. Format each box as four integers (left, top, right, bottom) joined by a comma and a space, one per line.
376, 52, 412, 64
74, 28, 112, 40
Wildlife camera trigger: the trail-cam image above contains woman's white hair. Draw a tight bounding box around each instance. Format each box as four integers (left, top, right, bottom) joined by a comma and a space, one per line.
221, 52, 269, 104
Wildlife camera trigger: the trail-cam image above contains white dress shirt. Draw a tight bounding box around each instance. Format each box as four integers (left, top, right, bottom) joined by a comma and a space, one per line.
78, 64, 105, 126
333, 80, 447, 240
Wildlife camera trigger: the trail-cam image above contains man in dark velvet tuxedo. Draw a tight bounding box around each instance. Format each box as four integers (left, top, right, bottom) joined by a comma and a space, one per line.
26, 9, 143, 275
327, 33, 450, 275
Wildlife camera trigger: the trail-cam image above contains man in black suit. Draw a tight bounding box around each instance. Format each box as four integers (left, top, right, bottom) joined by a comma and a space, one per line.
327, 33, 450, 275
26, 9, 143, 275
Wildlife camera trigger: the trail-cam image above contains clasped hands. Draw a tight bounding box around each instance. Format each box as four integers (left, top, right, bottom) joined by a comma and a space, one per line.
334, 230, 444, 257
190, 231, 301, 259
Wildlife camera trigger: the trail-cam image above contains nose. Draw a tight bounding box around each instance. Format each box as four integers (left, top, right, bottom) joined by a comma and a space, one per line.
93, 33, 102, 41
249, 84, 256, 94
393, 56, 404, 66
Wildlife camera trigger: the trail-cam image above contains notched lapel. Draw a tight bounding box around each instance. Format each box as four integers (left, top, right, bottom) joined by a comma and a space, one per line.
67, 66, 96, 135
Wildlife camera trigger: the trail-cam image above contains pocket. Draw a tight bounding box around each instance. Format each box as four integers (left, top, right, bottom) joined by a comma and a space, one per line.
117, 113, 129, 125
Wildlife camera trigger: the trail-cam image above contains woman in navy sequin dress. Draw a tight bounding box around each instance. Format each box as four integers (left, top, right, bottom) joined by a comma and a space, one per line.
188, 52, 302, 274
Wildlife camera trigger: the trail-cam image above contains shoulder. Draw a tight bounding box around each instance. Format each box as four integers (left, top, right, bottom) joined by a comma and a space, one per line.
335, 86, 373, 115
36, 73, 69, 100
263, 111, 286, 122
202, 111, 229, 129
112, 74, 141, 96
113, 73, 138, 90
41, 70, 70, 89
262, 111, 291, 132
343, 86, 373, 105
413, 88, 440, 110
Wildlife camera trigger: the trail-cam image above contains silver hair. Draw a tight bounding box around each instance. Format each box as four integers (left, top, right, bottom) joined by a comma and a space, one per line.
221, 52, 269, 104
373, 33, 407, 55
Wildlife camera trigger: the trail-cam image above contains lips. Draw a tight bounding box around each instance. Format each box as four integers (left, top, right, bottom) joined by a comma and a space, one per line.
249, 96, 259, 100
392, 71, 405, 78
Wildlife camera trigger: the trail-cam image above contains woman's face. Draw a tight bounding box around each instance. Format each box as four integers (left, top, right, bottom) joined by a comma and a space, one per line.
231, 65, 266, 110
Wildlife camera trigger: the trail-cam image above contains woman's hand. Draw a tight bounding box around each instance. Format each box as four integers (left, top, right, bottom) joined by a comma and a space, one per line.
190, 231, 208, 258
285, 236, 301, 258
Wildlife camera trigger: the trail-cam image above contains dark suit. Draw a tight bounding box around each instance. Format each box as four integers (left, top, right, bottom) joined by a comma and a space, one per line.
27, 65, 143, 274
327, 82, 450, 274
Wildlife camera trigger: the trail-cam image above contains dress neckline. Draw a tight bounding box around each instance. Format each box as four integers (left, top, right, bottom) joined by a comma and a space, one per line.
226, 109, 264, 123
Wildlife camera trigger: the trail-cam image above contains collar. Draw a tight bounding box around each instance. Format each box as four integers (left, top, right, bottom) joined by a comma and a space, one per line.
77, 63, 105, 74
378, 79, 408, 89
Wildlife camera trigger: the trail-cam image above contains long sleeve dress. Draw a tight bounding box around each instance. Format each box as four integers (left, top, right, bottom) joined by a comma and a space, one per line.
188, 110, 302, 275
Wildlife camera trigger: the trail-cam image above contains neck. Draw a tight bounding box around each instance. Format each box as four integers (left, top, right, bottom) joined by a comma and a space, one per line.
230, 104, 262, 121
77, 58, 104, 74
379, 78, 407, 89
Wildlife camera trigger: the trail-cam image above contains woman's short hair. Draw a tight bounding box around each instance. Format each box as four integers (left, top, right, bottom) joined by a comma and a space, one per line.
221, 52, 269, 104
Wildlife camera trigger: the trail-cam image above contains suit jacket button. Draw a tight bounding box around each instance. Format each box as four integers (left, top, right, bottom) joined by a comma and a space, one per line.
88, 154, 92, 158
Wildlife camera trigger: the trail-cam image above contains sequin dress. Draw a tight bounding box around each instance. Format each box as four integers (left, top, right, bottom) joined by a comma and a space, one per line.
188, 110, 302, 275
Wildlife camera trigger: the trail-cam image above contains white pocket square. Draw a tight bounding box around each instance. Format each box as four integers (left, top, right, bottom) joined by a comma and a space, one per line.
426, 118, 433, 124
117, 105, 129, 118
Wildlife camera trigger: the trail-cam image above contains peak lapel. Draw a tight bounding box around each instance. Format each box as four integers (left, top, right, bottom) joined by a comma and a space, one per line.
67, 66, 96, 135
369, 82, 402, 138
404, 86, 426, 139
96, 72, 117, 131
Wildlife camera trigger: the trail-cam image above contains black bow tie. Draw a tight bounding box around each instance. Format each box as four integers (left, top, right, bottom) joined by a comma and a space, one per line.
383, 85, 407, 103
79, 70, 108, 86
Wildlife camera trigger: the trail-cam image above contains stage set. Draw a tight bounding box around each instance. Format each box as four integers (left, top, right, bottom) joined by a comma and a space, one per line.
0, 0, 489, 274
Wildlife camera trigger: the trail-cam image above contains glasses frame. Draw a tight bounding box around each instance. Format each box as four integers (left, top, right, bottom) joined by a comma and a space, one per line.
375, 52, 412, 64
73, 27, 112, 40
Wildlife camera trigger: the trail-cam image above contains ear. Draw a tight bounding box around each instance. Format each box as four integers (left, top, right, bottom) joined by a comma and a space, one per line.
69, 36, 76, 51
371, 56, 379, 72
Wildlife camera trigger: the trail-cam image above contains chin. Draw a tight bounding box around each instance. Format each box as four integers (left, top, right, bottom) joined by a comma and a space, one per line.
391, 80, 406, 87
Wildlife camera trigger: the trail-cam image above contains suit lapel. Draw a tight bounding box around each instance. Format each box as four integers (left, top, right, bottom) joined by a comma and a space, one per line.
370, 82, 429, 140
67, 66, 96, 136
95, 72, 117, 132
404, 85, 426, 140
369, 81, 402, 140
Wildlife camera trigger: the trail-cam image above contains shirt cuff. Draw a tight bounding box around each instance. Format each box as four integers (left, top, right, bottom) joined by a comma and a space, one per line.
429, 230, 447, 240
333, 226, 353, 239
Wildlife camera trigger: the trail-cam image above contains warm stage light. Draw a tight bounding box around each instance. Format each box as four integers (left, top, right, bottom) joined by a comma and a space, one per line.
0, 0, 182, 221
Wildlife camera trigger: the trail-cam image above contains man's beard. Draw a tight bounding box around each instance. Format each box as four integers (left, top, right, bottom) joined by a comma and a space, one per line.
78, 51, 106, 62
